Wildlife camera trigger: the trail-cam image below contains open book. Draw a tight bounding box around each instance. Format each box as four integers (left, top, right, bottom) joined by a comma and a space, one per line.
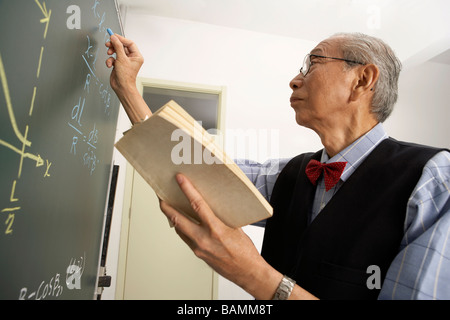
115, 100, 272, 228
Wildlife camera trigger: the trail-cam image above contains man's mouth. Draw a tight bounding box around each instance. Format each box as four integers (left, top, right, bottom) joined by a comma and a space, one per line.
290, 96, 303, 103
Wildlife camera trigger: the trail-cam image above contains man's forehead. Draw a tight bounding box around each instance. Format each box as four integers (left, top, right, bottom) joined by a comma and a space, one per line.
310, 38, 341, 56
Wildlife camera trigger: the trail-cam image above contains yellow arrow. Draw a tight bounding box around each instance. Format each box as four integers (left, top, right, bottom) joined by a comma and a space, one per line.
35, 0, 51, 39
0, 138, 44, 167
35, 154, 44, 167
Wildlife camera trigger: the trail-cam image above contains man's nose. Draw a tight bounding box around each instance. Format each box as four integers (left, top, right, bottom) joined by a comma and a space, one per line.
289, 73, 304, 90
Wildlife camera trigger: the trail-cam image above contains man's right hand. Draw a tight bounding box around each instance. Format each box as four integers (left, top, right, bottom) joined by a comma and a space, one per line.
105, 35, 151, 124
105, 34, 144, 94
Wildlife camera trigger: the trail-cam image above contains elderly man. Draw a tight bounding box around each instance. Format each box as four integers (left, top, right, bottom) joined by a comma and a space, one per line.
106, 32, 449, 300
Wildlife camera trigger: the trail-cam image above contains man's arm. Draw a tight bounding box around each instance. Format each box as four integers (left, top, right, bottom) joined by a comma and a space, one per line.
236, 158, 291, 202
380, 151, 450, 299
160, 173, 318, 300
105, 34, 151, 124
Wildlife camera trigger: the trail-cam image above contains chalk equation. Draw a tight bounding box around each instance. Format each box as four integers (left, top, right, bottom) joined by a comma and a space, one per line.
1, 0, 116, 235
0, 0, 53, 235
18, 253, 86, 300
67, 2, 115, 175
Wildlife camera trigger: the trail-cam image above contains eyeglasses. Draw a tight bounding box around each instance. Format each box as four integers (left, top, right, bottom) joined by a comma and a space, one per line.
299, 54, 365, 77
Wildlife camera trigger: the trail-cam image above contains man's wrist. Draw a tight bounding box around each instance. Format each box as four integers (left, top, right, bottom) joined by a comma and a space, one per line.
272, 275, 296, 300
119, 88, 151, 125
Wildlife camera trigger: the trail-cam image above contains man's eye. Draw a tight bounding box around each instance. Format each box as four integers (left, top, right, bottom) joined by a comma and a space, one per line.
310, 58, 320, 65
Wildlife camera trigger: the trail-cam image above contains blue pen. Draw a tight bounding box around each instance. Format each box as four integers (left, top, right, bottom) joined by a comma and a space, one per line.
107, 28, 114, 36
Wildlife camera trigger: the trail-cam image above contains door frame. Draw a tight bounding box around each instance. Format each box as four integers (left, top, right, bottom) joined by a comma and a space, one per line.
115, 78, 226, 299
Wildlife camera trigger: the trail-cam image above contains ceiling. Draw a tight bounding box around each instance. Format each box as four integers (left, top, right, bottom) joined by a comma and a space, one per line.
117, 0, 450, 64
117, 0, 404, 41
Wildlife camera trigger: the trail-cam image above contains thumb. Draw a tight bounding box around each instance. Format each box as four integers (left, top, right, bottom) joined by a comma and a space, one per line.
176, 174, 219, 227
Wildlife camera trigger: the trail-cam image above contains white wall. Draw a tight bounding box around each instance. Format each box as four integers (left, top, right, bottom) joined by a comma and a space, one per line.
121, 13, 322, 159
104, 11, 449, 300
385, 60, 450, 148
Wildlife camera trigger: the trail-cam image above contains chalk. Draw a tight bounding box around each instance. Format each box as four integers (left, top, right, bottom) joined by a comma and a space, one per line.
107, 28, 114, 36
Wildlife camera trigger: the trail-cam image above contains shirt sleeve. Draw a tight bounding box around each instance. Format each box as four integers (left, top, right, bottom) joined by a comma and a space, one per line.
235, 158, 291, 202
379, 151, 450, 300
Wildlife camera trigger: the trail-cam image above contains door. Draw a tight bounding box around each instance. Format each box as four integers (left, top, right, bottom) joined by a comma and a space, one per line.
119, 79, 225, 299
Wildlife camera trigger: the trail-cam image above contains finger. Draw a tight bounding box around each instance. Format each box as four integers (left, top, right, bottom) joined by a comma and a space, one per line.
105, 57, 115, 68
109, 34, 127, 59
114, 34, 141, 55
175, 174, 217, 226
158, 196, 175, 228
160, 201, 195, 250
160, 200, 200, 241
107, 46, 115, 56
105, 41, 118, 56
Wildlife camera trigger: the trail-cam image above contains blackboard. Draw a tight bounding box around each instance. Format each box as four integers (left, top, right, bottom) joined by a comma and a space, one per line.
0, 0, 123, 299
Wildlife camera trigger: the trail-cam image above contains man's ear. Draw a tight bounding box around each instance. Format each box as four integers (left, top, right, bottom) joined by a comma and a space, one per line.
350, 64, 379, 101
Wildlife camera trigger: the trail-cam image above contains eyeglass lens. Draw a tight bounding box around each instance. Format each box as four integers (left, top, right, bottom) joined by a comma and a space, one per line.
301, 54, 310, 76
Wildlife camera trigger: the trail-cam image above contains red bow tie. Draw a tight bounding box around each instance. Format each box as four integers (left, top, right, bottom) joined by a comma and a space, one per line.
305, 159, 347, 192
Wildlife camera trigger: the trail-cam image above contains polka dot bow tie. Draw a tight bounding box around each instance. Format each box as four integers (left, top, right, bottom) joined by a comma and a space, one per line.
305, 159, 347, 192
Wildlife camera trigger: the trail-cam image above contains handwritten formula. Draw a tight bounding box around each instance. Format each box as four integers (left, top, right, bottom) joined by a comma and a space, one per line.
68, 3, 114, 176
19, 253, 86, 300
0, 0, 53, 235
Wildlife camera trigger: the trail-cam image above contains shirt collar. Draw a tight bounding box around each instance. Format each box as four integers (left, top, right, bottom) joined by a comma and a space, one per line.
320, 123, 388, 182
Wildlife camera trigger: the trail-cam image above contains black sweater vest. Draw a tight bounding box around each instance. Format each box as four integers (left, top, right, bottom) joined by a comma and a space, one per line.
261, 138, 445, 300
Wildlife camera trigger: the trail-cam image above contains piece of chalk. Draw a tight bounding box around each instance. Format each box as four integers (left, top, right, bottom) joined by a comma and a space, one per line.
107, 28, 114, 36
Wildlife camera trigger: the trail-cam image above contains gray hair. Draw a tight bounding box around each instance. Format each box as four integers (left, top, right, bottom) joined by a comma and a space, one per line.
330, 33, 402, 123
